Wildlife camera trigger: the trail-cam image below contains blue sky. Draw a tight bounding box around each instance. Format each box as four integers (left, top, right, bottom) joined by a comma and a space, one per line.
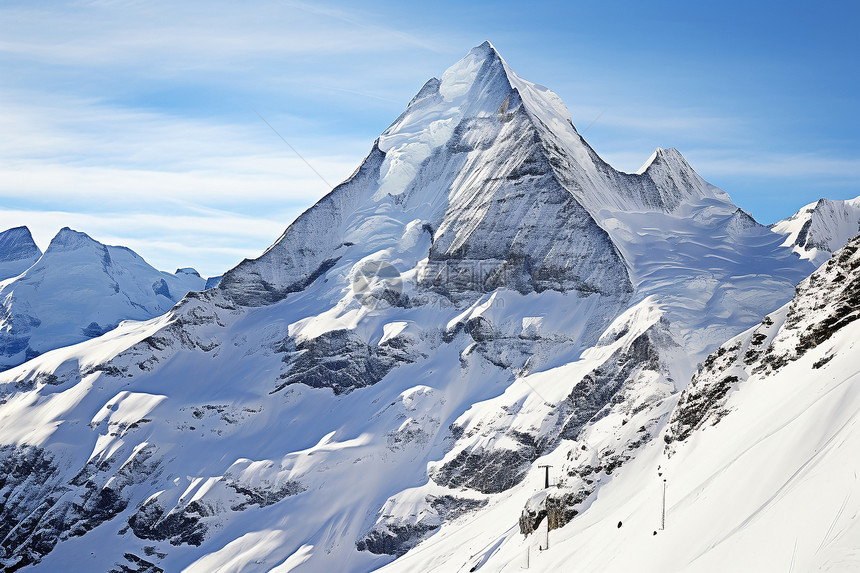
2, 0, 858, 276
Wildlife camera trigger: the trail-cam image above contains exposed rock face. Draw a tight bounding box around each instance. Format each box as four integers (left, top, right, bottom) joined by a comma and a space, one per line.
357, 494, 487, 556
109, 553, 164, 573
127, 500, 209, 547
432, 434, 539, 494
0, 443, 158, 571
124, 469, 305, 548
515, 317, 678, 535
273, 329, 421, 395
557, 328, 662, 440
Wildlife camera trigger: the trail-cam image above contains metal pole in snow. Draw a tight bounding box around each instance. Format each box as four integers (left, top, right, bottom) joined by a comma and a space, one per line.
661, 479, 667, 530
546, 518, 549, 550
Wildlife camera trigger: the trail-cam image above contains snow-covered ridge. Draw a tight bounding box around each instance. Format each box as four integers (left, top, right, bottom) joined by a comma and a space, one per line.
771, 195, 860, 266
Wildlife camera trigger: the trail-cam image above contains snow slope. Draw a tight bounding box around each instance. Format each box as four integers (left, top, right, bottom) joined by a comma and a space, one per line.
381, 232, 860, 573
0, 227, 206, 370
0, 226, 41, 281
0, 42, 830, 573
771, 195, 860, 266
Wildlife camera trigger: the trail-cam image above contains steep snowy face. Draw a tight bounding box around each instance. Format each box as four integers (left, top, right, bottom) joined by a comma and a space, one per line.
0, 227, 205, 370
0, 226, 41, 280
217, 42, 632, 307
771, 195, 860, 266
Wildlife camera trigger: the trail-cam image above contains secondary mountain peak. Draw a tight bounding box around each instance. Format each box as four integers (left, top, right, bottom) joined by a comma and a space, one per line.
636, 147, 685, 173
0, 226, 40, 261
175, 267, 201, 277
771, 194, 860, 266
0, 226, 41, 280
47, 226, 103, 252
0, 229, 206, 370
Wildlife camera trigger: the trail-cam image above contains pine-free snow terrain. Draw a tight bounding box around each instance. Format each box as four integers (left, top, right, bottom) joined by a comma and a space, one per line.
0, 42, 852, 572
0, 227, 206, 371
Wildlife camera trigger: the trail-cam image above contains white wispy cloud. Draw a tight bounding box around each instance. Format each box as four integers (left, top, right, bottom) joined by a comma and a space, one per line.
0, 88, 370, 275
0, 1, 443, 66
684, 151, 860, 179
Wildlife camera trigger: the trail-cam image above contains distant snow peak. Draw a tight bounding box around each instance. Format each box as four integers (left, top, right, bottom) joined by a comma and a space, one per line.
0, 225, 41, 280
48, 226, 100, 251
176, 267, 201, 277
0, 228, 205, 371
772, 195, 860, 266
0, 226, 41, 262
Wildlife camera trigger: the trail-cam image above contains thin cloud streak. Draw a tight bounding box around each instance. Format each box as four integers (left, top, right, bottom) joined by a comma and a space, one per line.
0, 89, 367, 210
0, 1, 446, 70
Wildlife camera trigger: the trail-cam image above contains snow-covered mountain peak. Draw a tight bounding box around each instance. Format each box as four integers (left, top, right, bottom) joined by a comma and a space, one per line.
175, 267, 201, 277
374, 42, 517, 199
37, 227, 153, 272
46, 226, 106, 252
438, 41, 505, 102
631, 146, 733, 213
0, 229, 206, 370
375, 41, 590, 203
218, 43, 642, 307
0, 226, 41, 280
0, 226, 41, 262
771, 194, 860, 266
636, 147, 689, 174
